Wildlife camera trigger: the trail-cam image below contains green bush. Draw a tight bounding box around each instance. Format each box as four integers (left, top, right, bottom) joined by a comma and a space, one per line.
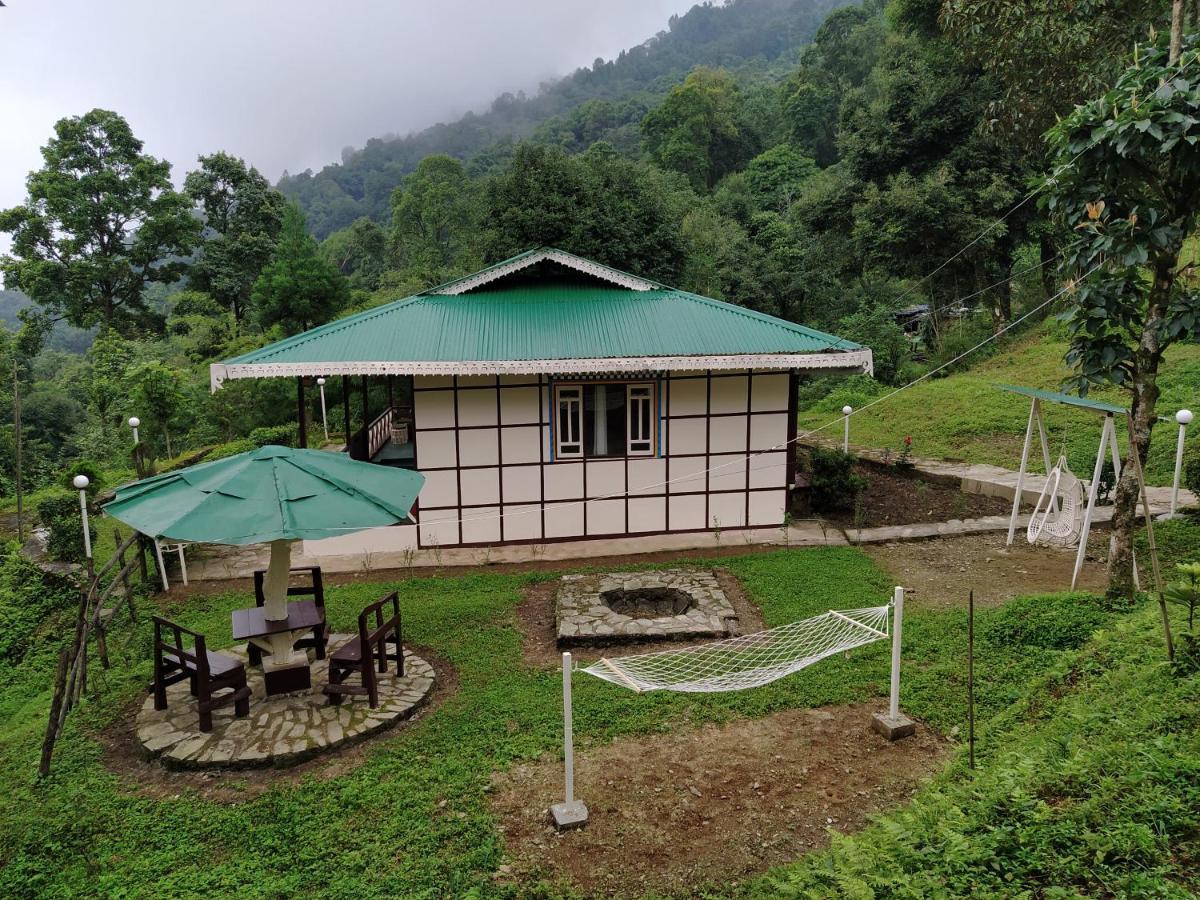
36, 491, 95, 563
807, 447, 867, 512
64, 459, 103, 491
0, 543, 77, 661
1183, 439, 1200, 497
979, 592, 1115, 651
247, 424, 296, 448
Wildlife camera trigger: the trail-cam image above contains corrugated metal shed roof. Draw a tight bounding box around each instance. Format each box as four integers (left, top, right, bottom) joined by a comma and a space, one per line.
214, 250, 871, 384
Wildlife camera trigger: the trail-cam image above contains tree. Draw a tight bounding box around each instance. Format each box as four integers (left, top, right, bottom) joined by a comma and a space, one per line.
127, 360, 185, 458
321, 218, 387, 291
389, 156, 479, 282
1041, 33, 1200, 598
941, 0, 1171, 155
251, 205, 349, 335
744, 145, 818, 211
0, 109, 199, 335
642, 67, 760, 190
185, 152, 286, 326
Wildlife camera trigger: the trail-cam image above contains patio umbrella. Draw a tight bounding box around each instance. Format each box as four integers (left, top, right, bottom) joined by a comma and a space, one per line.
103, 445, 425, 620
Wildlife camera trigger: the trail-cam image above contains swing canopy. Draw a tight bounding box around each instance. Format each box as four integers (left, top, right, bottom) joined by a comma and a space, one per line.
996, 384, 1126, 415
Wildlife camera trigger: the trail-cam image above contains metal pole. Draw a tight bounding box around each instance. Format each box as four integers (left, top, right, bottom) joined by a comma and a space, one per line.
1007, 399, 1037, 546
13, 360, 23, 544
563, 651, 575, 804
317, 377, 329, 443
968, 589, 975, 770
842, 405, 852, 453
1170, 409, 1192, 516
73, 475, 92, 565
889, 586, 904, 720
548, 650, 588, 829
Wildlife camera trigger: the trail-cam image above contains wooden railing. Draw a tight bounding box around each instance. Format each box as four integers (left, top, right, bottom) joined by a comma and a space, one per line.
367, 407, 393, 459
40, 526, 153, 777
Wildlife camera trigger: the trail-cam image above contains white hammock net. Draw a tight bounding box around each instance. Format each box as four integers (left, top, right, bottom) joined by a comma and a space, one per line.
581, 605, 891, 694
1027, 453, 1084, 548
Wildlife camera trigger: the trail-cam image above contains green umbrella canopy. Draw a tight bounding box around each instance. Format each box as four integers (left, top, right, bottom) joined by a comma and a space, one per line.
102, 445, 425, 545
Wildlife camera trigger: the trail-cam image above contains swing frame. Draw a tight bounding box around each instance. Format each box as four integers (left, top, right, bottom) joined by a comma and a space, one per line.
1000, 385, 1128, 590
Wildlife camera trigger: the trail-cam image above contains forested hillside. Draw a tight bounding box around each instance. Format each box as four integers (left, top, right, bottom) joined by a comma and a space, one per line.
279, 0, 843, 237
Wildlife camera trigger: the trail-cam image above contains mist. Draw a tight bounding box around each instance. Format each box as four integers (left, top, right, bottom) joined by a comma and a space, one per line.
0, 0, 697, 231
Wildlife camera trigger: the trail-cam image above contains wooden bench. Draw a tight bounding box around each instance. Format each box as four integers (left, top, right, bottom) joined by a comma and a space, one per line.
151, 617, 250, 732
323, 592, 404, 709
250, 565, 330, 665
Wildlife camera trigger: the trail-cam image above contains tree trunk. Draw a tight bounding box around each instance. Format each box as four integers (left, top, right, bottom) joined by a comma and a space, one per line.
162, 423, 173, 459
1039, 232, 1058, 304
1108, 259, 1172, 596
1171, 0, 1185, 64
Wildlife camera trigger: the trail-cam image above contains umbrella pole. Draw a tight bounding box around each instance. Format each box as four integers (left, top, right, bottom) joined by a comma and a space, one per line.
262, 540, 293, 622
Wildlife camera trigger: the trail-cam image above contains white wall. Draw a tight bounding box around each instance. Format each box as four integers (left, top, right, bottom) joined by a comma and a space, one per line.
409, 370, 792, 547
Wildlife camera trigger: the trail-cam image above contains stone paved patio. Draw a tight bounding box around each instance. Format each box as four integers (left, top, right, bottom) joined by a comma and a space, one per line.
556, 569, 738, 647
136, 638, 435, 769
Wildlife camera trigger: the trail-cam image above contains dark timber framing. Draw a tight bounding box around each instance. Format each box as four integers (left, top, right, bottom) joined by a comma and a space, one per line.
408, 369, 793, 549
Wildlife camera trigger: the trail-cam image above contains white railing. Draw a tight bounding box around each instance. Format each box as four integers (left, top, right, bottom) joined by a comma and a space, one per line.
366, 406, 394, 460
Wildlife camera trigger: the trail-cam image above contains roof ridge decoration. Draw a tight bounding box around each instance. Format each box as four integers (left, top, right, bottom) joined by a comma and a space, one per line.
428, 247, 657, 295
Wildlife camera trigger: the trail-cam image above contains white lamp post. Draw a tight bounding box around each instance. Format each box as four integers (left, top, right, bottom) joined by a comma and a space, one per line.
1168, 409, 1193, 518
316, 377, 329, 443
128, 416, 140, 445
73, 474, 93, 567
842, 405, 853, 453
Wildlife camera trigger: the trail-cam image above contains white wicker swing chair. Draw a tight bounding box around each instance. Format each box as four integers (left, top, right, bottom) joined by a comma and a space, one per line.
1026, 454, 1085, 548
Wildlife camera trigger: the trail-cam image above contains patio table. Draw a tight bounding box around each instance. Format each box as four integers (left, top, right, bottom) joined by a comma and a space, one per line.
232, 600, 326, 695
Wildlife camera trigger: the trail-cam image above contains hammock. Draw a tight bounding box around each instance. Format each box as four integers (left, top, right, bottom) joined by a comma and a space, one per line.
1027, 454, 1084, 548
581, 605, 891, 694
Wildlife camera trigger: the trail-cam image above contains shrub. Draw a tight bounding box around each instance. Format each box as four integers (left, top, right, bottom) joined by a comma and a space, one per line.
37, 491, 95, 563
247, 424, 296, 448
1183, 439, 1200, 497
0, 543, 78, 661
807, 447, 867, 512
65, 459, 103, 491
979, 593, 1114, 651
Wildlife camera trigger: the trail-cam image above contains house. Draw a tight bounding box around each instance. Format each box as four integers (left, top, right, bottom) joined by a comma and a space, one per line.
209, 249, 870, 564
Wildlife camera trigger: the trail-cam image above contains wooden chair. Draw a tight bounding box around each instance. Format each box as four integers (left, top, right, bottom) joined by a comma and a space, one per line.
323, 592, 404, 709
151, 617, 250, 732
251, 565, 330, 664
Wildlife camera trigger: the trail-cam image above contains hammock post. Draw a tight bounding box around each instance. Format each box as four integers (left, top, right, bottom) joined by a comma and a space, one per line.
550, 652, 589, 830
872, 587, 915, 741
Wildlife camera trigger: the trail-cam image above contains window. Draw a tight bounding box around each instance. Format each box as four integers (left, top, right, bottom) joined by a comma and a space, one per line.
554, 382, 656, 459
555, 386, 583, 458
627, 385, 654, 455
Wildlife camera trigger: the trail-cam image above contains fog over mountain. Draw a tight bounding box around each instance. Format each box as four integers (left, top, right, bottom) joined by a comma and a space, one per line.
0, 0, 696, 251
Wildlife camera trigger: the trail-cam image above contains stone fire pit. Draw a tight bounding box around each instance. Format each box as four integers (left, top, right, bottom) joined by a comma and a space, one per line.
556, 569, 738, 646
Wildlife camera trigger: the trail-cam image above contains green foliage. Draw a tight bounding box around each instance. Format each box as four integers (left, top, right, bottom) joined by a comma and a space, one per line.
481, 142, 686, 284
185, 153, 286, 324
251, 204, 350, 335
388, 156, 480, 283
321, 217, 388, 291
836, 303, 910, 385
0, 543, 77, 662
126, 360, 186, 458
0, 109, 199, 335
979, 592, 1115, 651
751, 605, 1200, 897
806, 446, 867, 511
643, 67, 762, 190
246, 423, 295, 448
36, 491, 93, 563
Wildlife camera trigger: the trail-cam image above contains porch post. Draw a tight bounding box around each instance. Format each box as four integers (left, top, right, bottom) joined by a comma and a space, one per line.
296, 378, 308, 448
361, 375, 370, 460
387, 374, 395, 415
341, 375, 352, 456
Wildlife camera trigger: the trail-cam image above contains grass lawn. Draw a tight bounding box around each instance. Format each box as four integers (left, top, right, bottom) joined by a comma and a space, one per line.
0, 545, 1195, 897
798, 325, 1200, 486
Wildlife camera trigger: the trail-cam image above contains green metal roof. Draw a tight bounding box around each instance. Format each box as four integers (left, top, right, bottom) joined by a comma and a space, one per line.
996, 384, 1127, 415
214, 249, 869, 383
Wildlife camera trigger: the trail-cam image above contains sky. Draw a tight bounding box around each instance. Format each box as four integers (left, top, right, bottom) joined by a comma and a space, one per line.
0, 0, 697, 253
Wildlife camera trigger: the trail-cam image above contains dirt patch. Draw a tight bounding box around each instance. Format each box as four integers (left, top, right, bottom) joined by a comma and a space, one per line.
490, 702, 950, 897
864, 529, 1111, 609
821, 463, 1011, 529
516, 567, 766, 668
93, 646, 458, 803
